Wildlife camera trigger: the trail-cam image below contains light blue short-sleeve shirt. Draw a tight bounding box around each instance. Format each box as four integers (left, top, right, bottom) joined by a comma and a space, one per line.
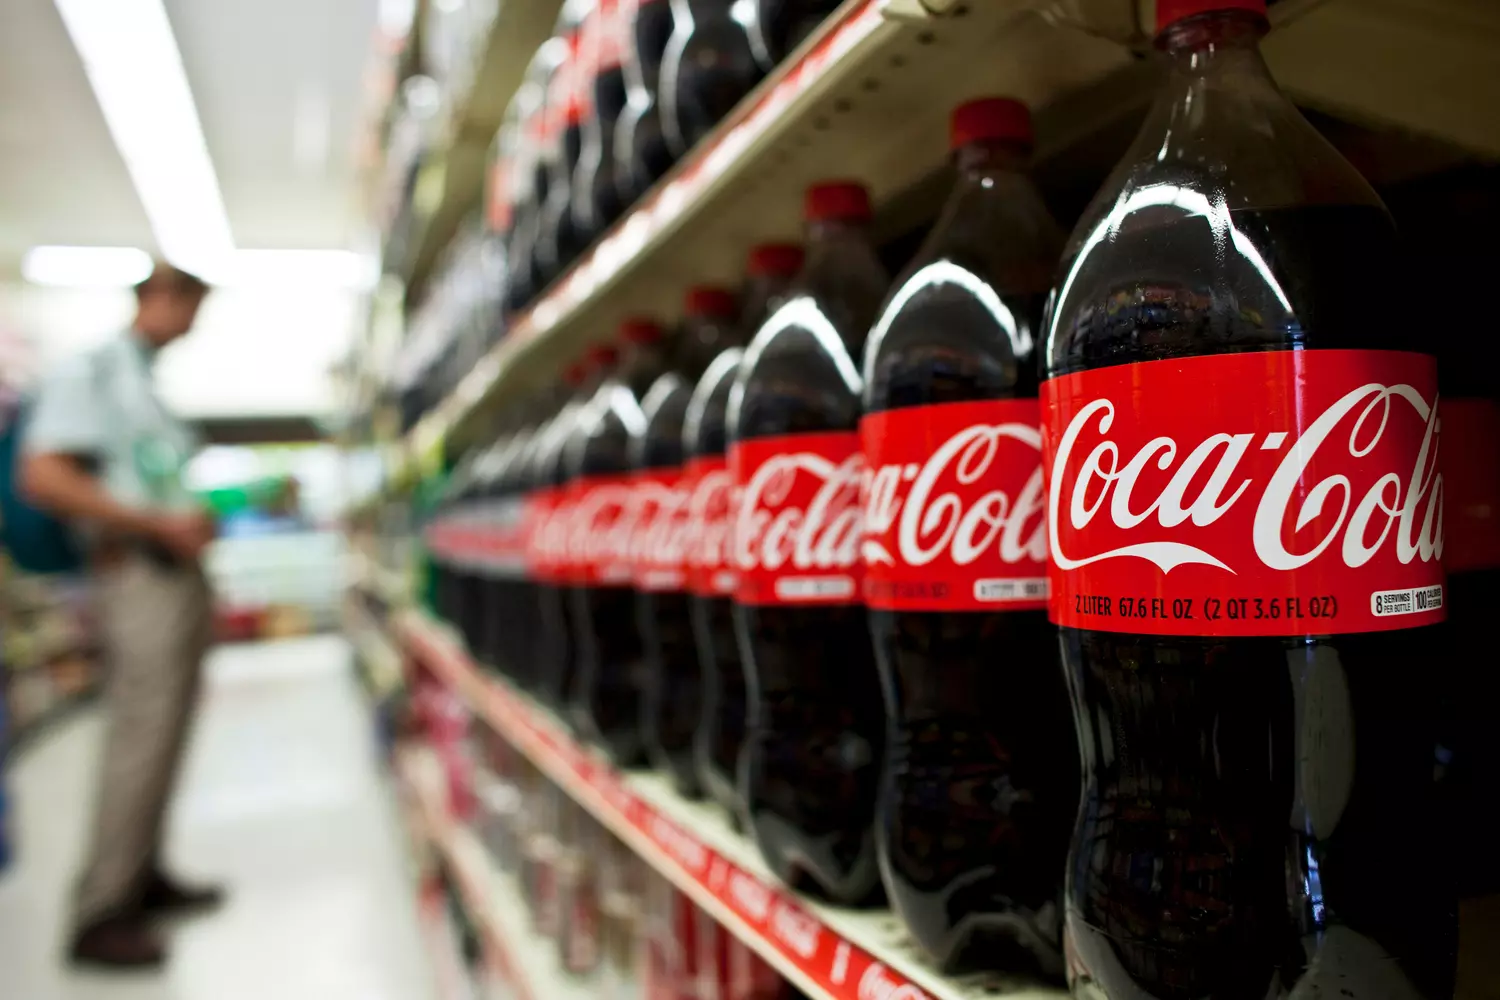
23, 333, 199, 511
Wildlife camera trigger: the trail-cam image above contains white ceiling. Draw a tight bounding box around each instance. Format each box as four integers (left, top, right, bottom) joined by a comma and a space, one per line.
0, 0, 385, 417
0, 0, 381, 273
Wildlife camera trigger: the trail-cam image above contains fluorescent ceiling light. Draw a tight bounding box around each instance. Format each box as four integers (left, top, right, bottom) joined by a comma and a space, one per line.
53, 0, 235, 275
22, 246, 153, 287
23, 247, 377, 290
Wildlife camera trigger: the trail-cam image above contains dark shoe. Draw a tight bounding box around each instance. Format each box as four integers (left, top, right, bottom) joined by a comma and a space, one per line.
141, 871, 226, 916
69, 913, 166, 970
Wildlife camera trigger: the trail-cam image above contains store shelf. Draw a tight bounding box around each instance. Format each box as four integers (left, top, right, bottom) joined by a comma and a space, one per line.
351, 550, 410, 609
394, 0, 1500, 466
399, 0, 566, 298
403, 0, 1134, 462
344, 598, 405, 698
395, 609, 1067, 1000
401, 746, 596, 1000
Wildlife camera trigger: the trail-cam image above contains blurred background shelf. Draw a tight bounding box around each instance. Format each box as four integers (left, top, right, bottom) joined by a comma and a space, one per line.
395, 608, 1066, 1000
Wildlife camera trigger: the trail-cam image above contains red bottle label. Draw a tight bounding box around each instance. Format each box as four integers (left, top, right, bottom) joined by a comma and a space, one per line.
729, 431, 864, 606
533, 486, 576, 584
632, 467, 690, 591
860, 399, 1049, 611
524, 487, 558, 582
682, 455, 738, 597
1442, 398, 1500, 574
1041, 350, 1446, 635
565, 473, 638, 586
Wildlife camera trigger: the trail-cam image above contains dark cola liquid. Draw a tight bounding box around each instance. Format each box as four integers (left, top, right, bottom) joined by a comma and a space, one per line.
1048, 204, 1455, 999
615, 0, 676, 208
1385, 171, 1500, 915
491, 445, 540, 689
570, 390, 650, 766
748, 0, 840, 70
866, 287, 1076, 975
734, 281, 887, 906
508, 161, 551, 313
538, 122, 587, 284
575, 60, 629, 241
534, 428, 578, 712
638, 377, 703, 797
691, 358, 749, 825
661, 0, 761, 156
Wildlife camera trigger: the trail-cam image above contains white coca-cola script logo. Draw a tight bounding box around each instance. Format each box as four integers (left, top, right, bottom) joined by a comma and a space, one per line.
631, 474, 689, 574
566, 480, 638, 576
864, 422, 1046, 568
531, 493, 572, 571
1048, 383, 1444, 575
733, 453, 864, 573
683, 465, 735, 573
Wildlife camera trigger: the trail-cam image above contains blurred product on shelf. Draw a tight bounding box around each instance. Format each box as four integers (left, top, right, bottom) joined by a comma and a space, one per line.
689, 244, 802, 829
860, 96, 1077, 975
0, 562, 102, 750
1042, 1, 1454, 997
566, 319, 666, 764
636, 285, 740, 800
393, 225, 507, 432
574, 0, 631, 245
503, 44, 565, 318
530, 357, 604, 712
615, 0, 678, 212
747, 0, 842, 72
728, 180, 889, 907
537, 1, 595, 290
660, 0, 763, 158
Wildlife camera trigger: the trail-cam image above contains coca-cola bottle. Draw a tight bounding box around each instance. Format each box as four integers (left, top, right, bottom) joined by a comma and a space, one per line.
729, 181, 889, 904
746, 0, 840, 73
860, 98, 1076, 974
534, 355, 610, 712
573, 0, 629, 243
479, 422, 535, 683
614, 0, 677, 209
1386, 173, 1500, 936
659, 0, 762, 158
1041, 2, 1454, 997
536, 0, 593, 286
507, 46, 566, 315
635, 286, 740, 797
568, 319, 668, 763
430, 450, 483, 638
691, 244, 804, 825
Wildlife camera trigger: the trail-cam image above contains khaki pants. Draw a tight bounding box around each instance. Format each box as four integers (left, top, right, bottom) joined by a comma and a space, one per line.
74, 554, 214, 927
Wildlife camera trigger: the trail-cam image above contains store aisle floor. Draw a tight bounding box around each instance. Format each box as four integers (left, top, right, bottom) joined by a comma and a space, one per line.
0, 636, 437, 1000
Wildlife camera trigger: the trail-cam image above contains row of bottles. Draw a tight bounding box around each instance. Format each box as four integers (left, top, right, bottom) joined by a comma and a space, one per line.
416, 670, 805, 998
491, 0, 841, 331
423, 1, 1496, 996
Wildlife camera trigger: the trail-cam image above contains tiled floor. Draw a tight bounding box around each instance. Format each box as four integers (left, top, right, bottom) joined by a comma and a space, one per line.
0, 636, 437, 1000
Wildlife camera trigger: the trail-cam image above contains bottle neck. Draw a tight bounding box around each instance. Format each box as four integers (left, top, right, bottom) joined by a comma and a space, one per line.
1158, 11, 1273, 84
952, 139, 1031, 177
805, 217, 871, 250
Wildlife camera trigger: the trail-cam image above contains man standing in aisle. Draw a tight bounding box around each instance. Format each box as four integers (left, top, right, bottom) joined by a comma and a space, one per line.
20, 262, 225, 970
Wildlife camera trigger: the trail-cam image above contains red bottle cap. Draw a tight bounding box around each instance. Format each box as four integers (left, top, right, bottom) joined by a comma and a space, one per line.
746, 243, 804, 277
1156, 0, 1267, 33
618, 317, 664, 344
684, 286, 738, 319
804, 181, 871, 223
588, 344, 620, 368
950, 98, 1033, 151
